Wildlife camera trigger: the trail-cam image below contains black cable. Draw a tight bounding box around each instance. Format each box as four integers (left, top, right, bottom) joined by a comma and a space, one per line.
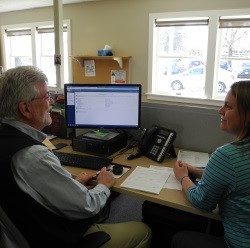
109, 140, 138, 159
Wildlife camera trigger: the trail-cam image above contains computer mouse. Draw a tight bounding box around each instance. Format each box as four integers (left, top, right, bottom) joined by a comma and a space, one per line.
112, 164, 123, 175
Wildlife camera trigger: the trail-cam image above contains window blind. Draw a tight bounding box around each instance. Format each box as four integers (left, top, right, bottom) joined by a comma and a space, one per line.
155, 18, 209, 27
219, 17, 250, 28
5, 29, 31, 36
5, 26, 67, 36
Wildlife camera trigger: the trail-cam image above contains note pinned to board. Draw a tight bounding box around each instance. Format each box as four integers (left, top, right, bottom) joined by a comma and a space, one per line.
84, 60, 96, 77
120, 166, 171, 194
177, 150, 210, 168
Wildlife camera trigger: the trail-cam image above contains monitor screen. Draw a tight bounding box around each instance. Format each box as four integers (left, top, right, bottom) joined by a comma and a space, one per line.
64, 84, 141, 129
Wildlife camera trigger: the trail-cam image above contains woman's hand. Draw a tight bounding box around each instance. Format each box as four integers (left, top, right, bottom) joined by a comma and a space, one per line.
173, 161, 189, 182
173, 161, 195, 193
186, 164, 204, 178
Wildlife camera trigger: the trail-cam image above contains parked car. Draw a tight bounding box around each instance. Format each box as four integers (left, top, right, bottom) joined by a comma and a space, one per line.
171, 60, 186, 74
237, 68, 250, 79
242, 62, 250, 69
188, 60, 204, 69
168, 66, 235, 93
220, 60, 232, 71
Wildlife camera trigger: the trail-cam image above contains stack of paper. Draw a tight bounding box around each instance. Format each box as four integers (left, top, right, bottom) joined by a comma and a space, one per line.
149, 166, 182, 190
120, 166, 171, 194
177, 150, 209, 167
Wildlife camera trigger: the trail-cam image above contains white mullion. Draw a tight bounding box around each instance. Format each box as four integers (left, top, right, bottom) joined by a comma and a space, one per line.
204, 14, 219, 99
148, 13, 155, 94
53, 0, 64, 89
1, 29, 8, 69
65, 19, 72, 86
31, 27, 37, 67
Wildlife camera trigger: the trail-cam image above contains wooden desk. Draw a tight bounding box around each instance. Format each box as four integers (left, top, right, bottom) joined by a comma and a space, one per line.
52, 138, 219, 220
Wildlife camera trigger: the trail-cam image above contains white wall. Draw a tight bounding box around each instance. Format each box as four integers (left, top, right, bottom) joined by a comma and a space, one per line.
1, 0, 250, 93
1, 0, 249, 152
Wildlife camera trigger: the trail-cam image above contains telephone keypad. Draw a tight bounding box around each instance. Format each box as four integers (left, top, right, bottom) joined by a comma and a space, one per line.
149, 136, 167, 156
150, 145, 160, 155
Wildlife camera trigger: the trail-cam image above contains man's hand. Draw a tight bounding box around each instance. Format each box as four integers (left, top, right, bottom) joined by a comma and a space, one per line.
96, 167, 115, 188
75, 172, 95, 185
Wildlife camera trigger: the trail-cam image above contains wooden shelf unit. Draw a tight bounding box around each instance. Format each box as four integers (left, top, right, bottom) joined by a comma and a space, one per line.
71, 56, 131, 84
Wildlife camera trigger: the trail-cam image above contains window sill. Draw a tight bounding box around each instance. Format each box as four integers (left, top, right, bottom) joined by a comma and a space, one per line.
145, 92, 223, 110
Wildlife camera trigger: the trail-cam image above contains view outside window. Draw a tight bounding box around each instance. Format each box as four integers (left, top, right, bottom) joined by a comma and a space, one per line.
37, 31, 69, 87
37, 32, 56, 86
216, 25, 250, 98
154, 24, 208, 98
3, 22, 70, 88
5, 34, 32, 68
149, 11, 250, 104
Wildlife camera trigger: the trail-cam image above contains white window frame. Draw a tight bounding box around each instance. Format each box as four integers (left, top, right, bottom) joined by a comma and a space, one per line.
148, 9, 250, 108
1, 20, 72, 91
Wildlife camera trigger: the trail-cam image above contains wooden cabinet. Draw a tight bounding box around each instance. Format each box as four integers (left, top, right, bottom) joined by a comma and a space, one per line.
72, 56, 131, 84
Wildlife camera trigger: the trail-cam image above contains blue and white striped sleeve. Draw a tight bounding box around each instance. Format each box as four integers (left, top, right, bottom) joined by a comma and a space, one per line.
187, 146, 235, 212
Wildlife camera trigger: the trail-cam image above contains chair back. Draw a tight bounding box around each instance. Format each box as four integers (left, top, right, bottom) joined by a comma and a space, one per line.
0, 205, 30, 248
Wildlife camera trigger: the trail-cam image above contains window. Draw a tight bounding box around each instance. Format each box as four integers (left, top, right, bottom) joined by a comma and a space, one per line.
4, 29, 32, 67
148, 9, 250, 106
1, 20, 71, 89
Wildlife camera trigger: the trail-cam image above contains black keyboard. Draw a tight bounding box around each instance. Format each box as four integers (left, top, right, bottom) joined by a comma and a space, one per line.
53, 151, 112, 170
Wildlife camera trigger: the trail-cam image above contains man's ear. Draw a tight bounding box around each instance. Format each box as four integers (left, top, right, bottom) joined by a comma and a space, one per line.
18, 101, 33, 119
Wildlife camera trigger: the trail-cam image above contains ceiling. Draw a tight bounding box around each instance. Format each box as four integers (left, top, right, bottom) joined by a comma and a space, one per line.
0, 0, 97, 13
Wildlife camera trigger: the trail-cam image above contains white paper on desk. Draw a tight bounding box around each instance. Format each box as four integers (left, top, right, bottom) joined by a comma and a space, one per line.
120, 166, 171, 194
46, 134, 57, 140
177, 150, 209, 167
42, 138, 56, 150
150, 166, 182, 190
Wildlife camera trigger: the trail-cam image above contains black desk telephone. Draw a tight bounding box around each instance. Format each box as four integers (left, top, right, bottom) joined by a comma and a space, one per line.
127, 126, 177, 162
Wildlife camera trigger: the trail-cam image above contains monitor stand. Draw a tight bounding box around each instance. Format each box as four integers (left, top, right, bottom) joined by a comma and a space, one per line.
84, 129, 120, 141
72, 129, 127, 156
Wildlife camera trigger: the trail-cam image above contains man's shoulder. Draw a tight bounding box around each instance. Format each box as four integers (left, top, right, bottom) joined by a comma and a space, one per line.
0, 124, 43, 156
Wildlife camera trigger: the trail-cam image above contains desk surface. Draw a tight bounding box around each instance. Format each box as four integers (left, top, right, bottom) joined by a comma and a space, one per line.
52, 138, 219, 220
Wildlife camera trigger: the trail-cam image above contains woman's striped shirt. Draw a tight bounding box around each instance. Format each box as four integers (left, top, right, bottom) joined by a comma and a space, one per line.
187, 142, 250, 248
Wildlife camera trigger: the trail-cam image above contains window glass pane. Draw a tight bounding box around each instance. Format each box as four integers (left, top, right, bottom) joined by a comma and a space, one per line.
37, 32, 56, 87
40, 33, 55, 55
215, 26, 250, 98
37, 31, 69, 87
6, 35, 32, 68
3, 23, 69, 89
154, 25, 208, 98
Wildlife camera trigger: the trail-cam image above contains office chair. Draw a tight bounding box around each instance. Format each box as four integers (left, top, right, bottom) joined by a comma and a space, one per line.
0, 205, 110, 248
0, 205, 30, 248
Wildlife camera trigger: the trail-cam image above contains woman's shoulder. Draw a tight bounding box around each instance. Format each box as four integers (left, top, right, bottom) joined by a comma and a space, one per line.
216, 143, 235, 152
215, 141, 249, 158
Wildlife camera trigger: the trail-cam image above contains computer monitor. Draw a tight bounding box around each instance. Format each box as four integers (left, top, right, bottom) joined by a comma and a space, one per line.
64, 84, 141, 130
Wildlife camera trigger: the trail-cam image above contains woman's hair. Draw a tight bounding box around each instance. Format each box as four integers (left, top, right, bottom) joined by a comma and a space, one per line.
230, 80, 250, 142
0, 66, 47, 119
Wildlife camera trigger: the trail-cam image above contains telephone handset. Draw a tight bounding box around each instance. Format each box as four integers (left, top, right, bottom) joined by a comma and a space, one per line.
138, 126, 177, 162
